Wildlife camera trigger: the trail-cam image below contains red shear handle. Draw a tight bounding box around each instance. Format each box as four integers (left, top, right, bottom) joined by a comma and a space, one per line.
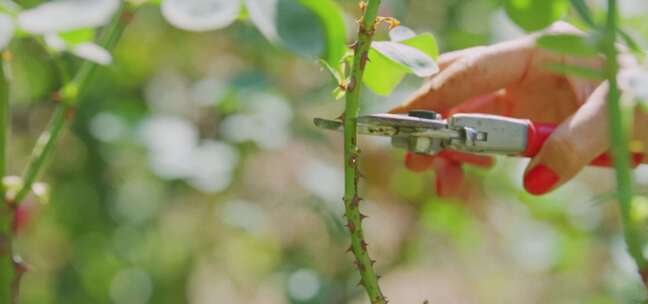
522, 121, 645, 167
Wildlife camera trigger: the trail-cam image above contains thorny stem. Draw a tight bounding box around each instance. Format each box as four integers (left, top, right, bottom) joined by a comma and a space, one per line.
343, 1, 385, 303
12, 4, 131, 205
603, 0, 648, 288
0, 53, 16, 304
2, 5, 131, 303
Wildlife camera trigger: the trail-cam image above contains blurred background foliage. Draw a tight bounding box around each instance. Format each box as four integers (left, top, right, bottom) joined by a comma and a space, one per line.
5, 0, 648, 303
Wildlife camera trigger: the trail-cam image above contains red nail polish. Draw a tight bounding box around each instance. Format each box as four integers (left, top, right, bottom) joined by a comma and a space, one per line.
524, 164, 559, 195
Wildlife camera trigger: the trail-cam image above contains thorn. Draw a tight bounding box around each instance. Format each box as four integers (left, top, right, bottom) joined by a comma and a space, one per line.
346, 245, 353, 253
376, 275, 382, 280
370, 259, 376, 266
345, 221, 356, 232
360, 240, 368, 251
349, 41, 359, 50
347, 77, 356, 92
358, 170, 366, 178
359, 213, 368, 221
351, 196, 361, 208
353, 260, 365, 272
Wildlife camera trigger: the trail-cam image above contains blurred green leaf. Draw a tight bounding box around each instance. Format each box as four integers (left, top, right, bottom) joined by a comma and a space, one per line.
537, 33, 599, 56
247, 0, 344, 63
505, 0, 569, 32
299, 0, 346, 65
0, 0, 20, 16
9, 40, 58, 102
59, 28, 95, 45
568, 0, 595, 27
543, 63, 604, 80
161, 0, 241, 32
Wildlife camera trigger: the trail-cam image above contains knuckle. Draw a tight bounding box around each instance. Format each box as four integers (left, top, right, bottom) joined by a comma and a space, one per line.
545, 135, 587, 170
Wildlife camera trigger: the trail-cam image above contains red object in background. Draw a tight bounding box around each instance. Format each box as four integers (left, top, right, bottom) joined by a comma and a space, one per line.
13, 203, 33, 233
405, 151, 493, 197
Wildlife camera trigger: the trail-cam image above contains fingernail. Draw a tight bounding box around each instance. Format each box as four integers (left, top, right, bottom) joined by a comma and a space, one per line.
524, 164, 559, 195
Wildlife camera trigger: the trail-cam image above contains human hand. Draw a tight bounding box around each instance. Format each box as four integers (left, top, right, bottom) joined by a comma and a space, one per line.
390, 22, 648, 196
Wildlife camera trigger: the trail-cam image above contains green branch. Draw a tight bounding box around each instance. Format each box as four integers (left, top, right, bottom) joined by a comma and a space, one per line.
0, 53, 16, 304
603, 0, 648, 288
11, 5, 130, 205
343, 1, 386, 303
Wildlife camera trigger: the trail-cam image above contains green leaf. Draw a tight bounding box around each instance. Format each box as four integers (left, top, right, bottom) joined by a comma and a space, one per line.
389, 26, 416, 42
59, 28, 95, 45
537, 33, 599, 56
505, 0, 569, 32
246, 0, 345, 64
363, 33, 439, 96
543, 63, 604, 80
400, 33, 439, 60
568, 0, 595, 27
299, 0, 346, 65
363, 48, 409, 96
372, 41, 438, 77
318, 59, 342, 84
161, 0, 241, 32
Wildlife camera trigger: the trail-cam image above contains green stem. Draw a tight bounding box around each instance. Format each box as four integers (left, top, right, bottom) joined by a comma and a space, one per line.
11, 5, 130, 205
343, 1, 385, 303
0, 54, 16, 304
603, 0, 648, 287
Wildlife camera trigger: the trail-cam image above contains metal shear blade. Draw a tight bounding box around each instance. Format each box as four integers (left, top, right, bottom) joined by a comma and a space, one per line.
313, 114, 461, 140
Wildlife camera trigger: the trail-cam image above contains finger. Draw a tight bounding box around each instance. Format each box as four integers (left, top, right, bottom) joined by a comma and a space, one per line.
437, 151, 495, 168
436, 46, 486, 70
434, 157, 464, 197
390, 38, 534, 114
447, 91, 512, 116
405, 152, 435, 172
523, 83, 610, 195
404, 150, 494, 173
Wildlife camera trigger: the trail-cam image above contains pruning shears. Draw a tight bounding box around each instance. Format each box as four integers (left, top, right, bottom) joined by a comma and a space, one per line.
314, 110, 645, 167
